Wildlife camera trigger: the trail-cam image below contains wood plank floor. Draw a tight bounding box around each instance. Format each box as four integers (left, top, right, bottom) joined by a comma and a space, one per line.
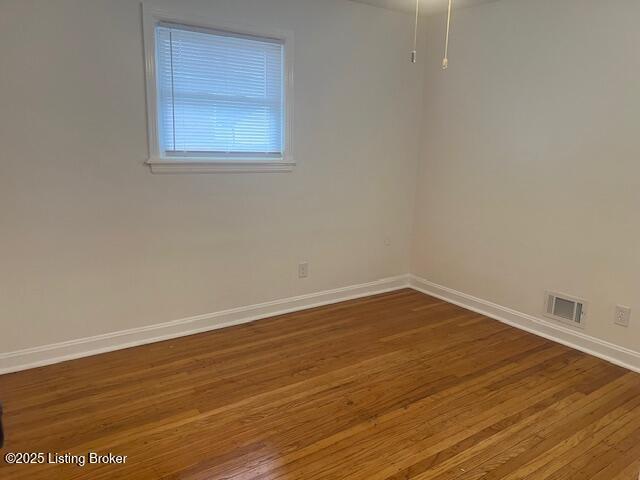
1, 289, 640, 479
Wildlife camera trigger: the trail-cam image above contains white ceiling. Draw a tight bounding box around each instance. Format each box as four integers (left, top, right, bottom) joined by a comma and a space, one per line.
350, 0, 500, 15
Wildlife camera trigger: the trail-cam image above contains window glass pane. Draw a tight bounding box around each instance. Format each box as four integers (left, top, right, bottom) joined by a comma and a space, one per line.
155, 24, 284, 158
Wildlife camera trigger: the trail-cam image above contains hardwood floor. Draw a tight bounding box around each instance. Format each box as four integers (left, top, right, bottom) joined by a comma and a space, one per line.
1, 289, 639, 479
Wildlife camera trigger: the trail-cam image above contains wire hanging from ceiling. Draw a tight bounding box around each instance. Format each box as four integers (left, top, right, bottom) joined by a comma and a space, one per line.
411, 0, 420, 63
411, 0, 454, 69
442, 0, 453, 69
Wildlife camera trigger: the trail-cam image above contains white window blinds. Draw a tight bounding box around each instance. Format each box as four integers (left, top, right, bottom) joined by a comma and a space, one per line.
155, 23, 285, 160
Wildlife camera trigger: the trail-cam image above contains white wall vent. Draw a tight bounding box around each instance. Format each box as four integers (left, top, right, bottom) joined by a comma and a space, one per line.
544, 291, 587, 329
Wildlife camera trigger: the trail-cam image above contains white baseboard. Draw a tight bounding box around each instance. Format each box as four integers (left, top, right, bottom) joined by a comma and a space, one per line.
409, 275, 640, 374
0, 275, 410, 375
4, 273, 638, 376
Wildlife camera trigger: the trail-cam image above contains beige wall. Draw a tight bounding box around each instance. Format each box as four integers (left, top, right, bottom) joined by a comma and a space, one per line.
3, 0, 638, 360
0, 0, 423, 352
413, 0, 640, 351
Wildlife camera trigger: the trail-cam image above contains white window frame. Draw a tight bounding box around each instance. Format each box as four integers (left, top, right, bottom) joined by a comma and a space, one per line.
142, 4, 295, 174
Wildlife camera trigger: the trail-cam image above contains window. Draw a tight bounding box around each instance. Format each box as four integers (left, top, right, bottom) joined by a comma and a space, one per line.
143, 6, 294, 173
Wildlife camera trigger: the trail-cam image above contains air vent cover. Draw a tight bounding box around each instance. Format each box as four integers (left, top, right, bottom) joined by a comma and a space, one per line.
544, 291, 586, 329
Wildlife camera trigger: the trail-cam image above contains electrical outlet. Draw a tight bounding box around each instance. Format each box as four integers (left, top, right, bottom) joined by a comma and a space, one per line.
615, 305, 631, 327
298, 262, 309, 279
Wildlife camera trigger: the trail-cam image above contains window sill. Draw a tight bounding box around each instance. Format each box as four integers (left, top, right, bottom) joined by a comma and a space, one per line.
146, 159, 295, 174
